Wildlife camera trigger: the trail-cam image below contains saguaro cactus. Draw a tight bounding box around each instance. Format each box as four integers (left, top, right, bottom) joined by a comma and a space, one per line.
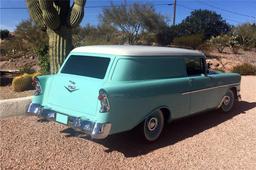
26, 0, 86, 73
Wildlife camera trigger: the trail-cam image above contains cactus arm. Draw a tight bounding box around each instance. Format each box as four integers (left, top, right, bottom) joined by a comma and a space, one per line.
39, 0, 60, 30
26, 0, 45, 28
68, 0, 86, 27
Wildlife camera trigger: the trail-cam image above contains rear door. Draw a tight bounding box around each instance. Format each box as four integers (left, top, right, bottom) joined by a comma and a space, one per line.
46, 55, 111, 116
185, 57, 216, 114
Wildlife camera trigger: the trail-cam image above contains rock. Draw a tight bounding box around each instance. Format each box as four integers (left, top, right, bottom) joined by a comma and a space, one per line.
221, 58, 229, 65
215, 63, 220, 67
224, 64, 233, 71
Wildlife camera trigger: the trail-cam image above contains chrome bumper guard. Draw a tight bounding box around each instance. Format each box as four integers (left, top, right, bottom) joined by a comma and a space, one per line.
27, 103, 111, 139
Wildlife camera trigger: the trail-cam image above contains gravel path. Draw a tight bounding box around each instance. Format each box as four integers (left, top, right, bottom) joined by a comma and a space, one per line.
1, 76, 256, 170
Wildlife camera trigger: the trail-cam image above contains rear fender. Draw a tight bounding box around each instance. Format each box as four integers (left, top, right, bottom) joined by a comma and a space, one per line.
32, 75, 53, 104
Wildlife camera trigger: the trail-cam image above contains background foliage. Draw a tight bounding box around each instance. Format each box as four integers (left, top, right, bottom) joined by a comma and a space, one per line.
0, 3, 255, 75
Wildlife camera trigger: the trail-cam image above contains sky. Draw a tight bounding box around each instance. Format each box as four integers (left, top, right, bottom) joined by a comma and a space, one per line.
0, 0, 255, 31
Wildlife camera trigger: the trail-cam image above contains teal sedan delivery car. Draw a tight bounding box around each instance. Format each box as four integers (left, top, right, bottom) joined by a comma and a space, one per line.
27, 45, 241, 142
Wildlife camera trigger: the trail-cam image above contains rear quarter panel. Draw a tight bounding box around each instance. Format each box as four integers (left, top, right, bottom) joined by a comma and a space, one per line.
209, 72, 241, 108
32, 75, 53, 104
104, 78, 190, 134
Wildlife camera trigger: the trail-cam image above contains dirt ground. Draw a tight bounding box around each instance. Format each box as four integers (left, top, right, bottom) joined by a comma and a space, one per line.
0, 76, 256, 170
0, 85, 34, 100
206, 48, 256, 71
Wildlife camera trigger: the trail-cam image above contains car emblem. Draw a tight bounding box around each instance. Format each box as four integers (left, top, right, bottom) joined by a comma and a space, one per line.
65, 80, 79, 92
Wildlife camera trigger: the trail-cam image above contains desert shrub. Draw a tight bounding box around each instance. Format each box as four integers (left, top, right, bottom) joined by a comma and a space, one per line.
232, 23, 256, 50
198, 42, 213, 53
172, 34, 204, 49
12, 73, 33, 92
209, 35, 230, 53
228, 34, 240, 54
12, 72, 41, 92
19, 66, 35, 74
37, 45, 50, 74
1, 19, 48, 58
232, 63, 256, 75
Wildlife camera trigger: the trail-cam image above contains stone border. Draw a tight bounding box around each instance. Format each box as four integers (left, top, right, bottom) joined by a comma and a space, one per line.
0, 96, 32, 118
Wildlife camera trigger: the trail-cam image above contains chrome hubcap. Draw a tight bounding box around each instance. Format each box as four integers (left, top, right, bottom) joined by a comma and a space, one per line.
147, 117, 158, 131
223, 96, 231, 105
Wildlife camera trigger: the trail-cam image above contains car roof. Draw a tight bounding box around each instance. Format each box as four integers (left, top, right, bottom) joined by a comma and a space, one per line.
71, 45, 204, 57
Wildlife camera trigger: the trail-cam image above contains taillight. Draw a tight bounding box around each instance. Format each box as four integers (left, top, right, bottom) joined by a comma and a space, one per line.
98, 90, 110, 113
33, 77, 42, 96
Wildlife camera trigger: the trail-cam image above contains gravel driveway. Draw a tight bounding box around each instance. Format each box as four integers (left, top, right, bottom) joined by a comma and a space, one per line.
1, 76, 256, 170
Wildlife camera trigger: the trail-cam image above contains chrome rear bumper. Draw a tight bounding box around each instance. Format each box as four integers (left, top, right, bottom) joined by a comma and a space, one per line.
27, 103, 111, 139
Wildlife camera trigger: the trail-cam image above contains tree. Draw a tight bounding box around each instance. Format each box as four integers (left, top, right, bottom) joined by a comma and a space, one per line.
100, 2, 167, 44
173, 34, 204, 49
72, 24, 120, 46
26, 0, 86, 73
176, 10, 231, 40
0, 29, 10, 40
209, 35, 230, 53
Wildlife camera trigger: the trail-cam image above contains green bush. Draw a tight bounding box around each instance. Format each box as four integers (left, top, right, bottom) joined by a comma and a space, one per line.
37, 45, 50, 74
172, 34, 204, 49
232, 63, 256, 75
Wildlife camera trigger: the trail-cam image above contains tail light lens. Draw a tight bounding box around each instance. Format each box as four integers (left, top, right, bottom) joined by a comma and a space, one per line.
98, 90, 110, 113
33, 77, 42, 96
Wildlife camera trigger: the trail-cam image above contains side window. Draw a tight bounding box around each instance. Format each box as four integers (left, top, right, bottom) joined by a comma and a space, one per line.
112, 58, 187, 81
186, 58, 205, 76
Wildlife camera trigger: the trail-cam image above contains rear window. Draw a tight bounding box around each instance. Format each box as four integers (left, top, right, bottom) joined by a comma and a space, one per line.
61, 55, 110, 79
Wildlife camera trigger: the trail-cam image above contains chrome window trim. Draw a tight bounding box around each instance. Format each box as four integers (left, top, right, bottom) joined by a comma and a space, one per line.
182, 83, 240, 95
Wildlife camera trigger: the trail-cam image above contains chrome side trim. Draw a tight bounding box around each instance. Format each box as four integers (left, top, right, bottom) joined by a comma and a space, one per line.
182, 83, 240, 95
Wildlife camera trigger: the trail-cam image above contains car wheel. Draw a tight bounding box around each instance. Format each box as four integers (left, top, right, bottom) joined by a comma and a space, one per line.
141, 110, 165, 142
221, 89, 235, 113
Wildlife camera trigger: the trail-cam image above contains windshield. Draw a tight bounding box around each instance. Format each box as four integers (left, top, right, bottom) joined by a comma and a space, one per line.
61, 55, 110, 79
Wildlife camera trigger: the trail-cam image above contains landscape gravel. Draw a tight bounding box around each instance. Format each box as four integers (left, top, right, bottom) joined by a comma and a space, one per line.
1, 76, 256, 169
